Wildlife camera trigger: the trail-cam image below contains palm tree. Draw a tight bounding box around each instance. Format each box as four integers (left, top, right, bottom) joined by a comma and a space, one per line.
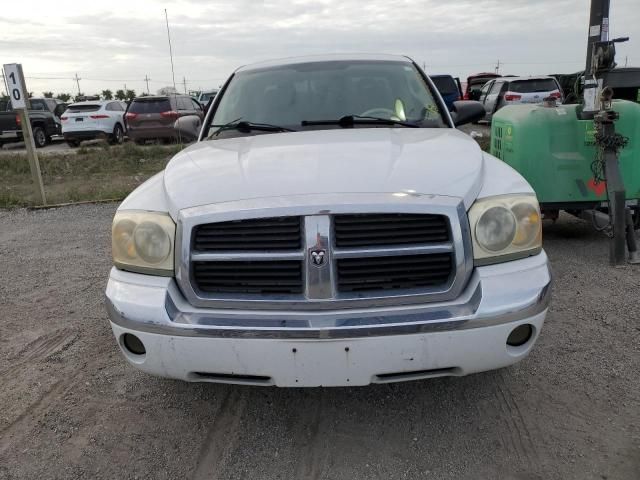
115, 89, 126, 101
55, 93, 72, 102
43, 91, 54, 98
101, 89, 113, 100
125, 89, 136, 101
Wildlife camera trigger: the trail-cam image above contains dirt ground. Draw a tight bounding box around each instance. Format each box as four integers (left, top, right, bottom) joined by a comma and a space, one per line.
0, 204, 638, 480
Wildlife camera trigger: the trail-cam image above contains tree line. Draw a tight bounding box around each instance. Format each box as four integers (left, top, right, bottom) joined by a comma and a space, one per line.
1, 89, 140, 103
45, 89, 138, 102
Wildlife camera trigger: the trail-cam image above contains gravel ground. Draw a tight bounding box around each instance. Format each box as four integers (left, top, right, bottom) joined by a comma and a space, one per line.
0, 204, 638, 480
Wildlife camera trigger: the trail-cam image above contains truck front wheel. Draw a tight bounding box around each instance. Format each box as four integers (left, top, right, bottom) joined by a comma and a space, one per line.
33, 126, 47, 148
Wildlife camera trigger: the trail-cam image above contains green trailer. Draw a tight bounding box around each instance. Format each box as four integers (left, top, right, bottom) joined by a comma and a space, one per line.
490, 100, 640, 211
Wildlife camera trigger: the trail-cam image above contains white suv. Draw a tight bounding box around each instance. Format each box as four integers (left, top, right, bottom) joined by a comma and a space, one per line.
61, 100, 127, 147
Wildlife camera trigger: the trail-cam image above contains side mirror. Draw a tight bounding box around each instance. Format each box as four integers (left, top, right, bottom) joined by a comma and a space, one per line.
450, 101, 485, 126
174, 115, 202, 142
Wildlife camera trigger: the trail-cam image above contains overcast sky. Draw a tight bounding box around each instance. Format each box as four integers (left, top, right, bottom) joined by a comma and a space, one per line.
1, 0, 639, 96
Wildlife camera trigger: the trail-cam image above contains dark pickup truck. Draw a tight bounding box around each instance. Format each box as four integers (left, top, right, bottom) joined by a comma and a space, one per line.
0, 98, 67, 148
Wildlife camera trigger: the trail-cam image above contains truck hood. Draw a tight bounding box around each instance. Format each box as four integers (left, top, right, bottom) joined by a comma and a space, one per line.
163, 128, 485, 215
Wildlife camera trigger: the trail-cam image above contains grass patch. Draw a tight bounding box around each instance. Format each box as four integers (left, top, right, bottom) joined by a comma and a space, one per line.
0, 143, 185, 207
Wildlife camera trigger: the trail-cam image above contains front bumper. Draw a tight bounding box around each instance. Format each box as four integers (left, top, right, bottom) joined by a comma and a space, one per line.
106, 252, 551, 386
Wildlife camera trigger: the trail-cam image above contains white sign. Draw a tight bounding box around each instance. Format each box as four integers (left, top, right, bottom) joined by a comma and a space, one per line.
3, 63, 26, 109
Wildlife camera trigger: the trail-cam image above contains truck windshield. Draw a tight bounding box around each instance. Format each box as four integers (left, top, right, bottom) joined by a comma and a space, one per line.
207, 60, 446, 137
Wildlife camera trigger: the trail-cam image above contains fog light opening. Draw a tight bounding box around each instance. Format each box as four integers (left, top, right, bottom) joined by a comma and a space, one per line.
507, 324, 533, 347
122, 333, 146, 355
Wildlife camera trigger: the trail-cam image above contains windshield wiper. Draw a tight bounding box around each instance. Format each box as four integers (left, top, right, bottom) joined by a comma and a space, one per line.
301, 115, 421, 128
210, 119, 296, 138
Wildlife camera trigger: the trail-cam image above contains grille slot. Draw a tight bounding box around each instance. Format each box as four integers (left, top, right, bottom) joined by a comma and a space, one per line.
193, 217, 302, 251
336, 253, 453, 292
334, 213, 449, 247
193, 260, 303, 294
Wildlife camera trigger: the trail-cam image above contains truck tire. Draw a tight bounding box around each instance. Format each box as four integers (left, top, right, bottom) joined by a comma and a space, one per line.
33, 126, 47, 148
109, 123, 124, 145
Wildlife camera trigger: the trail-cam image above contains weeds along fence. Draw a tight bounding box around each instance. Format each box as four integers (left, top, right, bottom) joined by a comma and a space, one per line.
0, 143, 183, 207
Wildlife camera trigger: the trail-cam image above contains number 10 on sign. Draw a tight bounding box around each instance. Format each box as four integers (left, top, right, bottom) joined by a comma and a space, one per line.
3, 63, 27, 109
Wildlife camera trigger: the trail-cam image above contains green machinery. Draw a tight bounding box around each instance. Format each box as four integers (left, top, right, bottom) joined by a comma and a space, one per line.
489, 0, 639, 265
491, 101, 640, 206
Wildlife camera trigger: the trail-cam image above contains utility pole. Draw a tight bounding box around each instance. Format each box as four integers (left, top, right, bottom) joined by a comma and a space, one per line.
1, 71, 8, 97
583, 0, 610, 118
144, 75, 151, 94
625, 56, 628, 67
495, 59, 501, 74
74, 73, 81, 96
182, 77, 187, 94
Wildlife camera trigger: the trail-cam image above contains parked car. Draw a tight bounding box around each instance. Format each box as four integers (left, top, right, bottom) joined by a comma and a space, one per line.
551, 67, 640, 104
124, 95, 204, 144
106, 54, 551, 387
464, 73, 501, 100
61, 100, 127, 147
479, 76, 564, 121
0, 98, 66, 148
198, 89, 218, 105
429, 74, 463, 110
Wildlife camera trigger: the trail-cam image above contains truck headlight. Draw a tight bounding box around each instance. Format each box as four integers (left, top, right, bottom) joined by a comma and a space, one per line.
112, 211, 175, 275
468, 194, 542, 265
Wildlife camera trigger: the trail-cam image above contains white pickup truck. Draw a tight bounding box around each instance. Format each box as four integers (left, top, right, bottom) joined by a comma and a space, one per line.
106, 54, 551, 387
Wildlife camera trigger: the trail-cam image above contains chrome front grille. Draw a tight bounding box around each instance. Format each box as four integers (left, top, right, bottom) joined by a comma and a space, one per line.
176, 194, 472, 310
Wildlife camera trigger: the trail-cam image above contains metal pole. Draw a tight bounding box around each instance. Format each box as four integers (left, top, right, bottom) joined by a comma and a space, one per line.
600, 119, 626, 264
585, 0, 610, 72
583, 0, 610, 118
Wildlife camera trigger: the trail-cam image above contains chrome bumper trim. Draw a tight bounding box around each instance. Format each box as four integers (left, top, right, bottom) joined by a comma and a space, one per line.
106, 252, 552, 339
